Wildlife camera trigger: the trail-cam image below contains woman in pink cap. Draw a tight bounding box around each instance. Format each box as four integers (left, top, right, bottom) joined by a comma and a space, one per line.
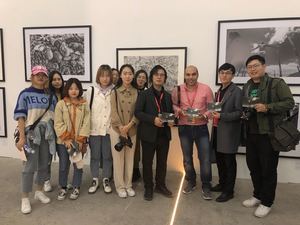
14, 65, 57, 214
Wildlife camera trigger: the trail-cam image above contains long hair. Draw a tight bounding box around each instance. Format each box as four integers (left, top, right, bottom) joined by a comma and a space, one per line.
48, 70, 64, 97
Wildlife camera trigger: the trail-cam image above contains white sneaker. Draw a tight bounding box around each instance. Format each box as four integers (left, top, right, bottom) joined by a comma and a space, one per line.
34, 191, 51, 204
254, 204, 271, 218
103, 178, 112, 193
43, 180, 53, 192
126, 188, 136, 197
117, 189, 127, 198
88, 178, 99, 194
21, 198, 31, 214
242, 197, 261, 208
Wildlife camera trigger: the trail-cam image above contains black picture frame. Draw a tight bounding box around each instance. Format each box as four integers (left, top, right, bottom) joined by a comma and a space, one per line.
0, 29, 5, 82
23, 25, 92, 83
216, 17, 300, 86
116, 47, 187, 93
0, 87, 7, 137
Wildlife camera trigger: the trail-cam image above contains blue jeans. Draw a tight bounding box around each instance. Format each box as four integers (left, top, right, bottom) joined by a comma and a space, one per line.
57, 144, 83, 188
89, 135, 112, 179
178, 125, 212, 190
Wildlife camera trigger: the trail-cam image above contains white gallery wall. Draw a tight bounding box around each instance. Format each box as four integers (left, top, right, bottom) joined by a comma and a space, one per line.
1, 0, 300, 182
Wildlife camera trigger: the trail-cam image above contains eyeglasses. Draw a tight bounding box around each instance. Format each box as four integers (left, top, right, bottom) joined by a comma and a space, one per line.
219, 71, 233, 75
247, 64, 262, 70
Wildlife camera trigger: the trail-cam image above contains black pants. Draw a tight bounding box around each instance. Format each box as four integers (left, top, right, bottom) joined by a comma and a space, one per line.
215, 151, 236, 195
246, 134, 279, 207
141, 137, 170, 190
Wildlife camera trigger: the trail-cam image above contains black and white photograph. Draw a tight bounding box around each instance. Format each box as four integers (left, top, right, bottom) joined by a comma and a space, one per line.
0, 29, 5, 82
116, 47, 187, 93
23, 26, 92, 82
0, 87, 7, 137
217, 18, 300, 85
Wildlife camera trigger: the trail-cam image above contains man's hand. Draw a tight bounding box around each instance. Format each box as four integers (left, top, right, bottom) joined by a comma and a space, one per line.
255, 103, 268, 112
154, 117, 164, 127
212, 111, 220, 119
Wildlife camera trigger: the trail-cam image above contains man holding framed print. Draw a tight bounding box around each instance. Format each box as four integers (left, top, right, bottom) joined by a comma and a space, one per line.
210, 63, 243, 202
135, 65, 174, 201
242, 55, 294, 217
172, 65, 214, 200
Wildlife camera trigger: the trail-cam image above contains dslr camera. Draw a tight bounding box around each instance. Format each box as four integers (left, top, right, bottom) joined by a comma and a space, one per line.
114, 136, 133, 152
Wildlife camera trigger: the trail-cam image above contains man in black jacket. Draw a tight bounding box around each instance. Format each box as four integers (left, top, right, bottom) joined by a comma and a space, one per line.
135, 65, 174, 201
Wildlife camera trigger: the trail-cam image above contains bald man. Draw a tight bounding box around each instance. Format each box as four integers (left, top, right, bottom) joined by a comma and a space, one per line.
172, 65, 214, 200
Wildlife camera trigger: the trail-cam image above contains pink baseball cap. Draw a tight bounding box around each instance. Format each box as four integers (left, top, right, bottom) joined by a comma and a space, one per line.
31, 65, 48, 76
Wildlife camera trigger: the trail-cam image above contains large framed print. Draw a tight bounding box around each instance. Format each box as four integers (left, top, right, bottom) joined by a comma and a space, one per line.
0, 87, 7, 137
217, 18, 300, 86
23, 25, 92, 82
116, 47, 187, 93
0, 29, 5, 81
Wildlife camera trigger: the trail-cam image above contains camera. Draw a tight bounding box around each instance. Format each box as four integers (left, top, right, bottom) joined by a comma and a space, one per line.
114, 136, 133, 152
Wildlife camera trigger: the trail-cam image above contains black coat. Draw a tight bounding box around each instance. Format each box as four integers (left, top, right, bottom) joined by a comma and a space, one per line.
135, 87, 173, 143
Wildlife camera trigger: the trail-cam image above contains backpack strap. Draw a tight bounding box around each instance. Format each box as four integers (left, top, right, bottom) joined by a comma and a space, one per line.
267, 78, 274, 132
89, 86, 94, 110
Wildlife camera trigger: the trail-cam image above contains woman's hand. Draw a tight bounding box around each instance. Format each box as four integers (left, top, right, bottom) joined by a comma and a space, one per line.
16, 136, 26, 151
64, 139, 73, 149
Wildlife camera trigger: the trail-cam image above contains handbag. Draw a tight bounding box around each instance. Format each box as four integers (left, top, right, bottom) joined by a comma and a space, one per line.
267, 78, 300, 152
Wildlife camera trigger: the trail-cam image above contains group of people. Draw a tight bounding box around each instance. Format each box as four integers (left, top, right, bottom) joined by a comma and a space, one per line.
14, 54, 294, 218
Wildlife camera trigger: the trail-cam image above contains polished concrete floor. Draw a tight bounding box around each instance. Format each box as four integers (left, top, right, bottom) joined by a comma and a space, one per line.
0, 157, 299, 225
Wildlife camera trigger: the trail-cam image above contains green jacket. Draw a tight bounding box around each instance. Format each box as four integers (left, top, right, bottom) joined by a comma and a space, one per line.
243, 74, 294, 134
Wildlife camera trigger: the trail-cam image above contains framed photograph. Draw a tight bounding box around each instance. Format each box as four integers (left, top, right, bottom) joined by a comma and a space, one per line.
216, 18, 300, 86
0, 87, 7, 137
0, 29, 5, 82
238, 94, 300, 159
116, 47, 187, 93
23, 25, 92, 82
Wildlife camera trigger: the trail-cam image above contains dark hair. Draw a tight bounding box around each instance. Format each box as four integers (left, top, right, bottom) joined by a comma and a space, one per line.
63, 78, 83, 98
112, 68, 119, 73
115, 64, 136, 88
96, 64, 113, 86
149, 65, 167, 83
48, 70, 64, 96
133, 69, 148, 89
245, 55, 266, 66
218, 63, 236, 74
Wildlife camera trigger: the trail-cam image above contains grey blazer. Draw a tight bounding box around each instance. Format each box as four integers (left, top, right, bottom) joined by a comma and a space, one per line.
215, 83, 243, 154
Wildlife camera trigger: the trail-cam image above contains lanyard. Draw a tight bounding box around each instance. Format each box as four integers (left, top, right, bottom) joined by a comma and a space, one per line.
185, 84, 198, 108
154, 92, 164, 113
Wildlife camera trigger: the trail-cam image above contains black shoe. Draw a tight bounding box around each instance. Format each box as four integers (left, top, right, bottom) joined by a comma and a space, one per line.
211, 184, 223, 192
132, 168, 141, 182
144, 189, 153, 201
216, 192, 234, 202
154, 185, 173, 198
